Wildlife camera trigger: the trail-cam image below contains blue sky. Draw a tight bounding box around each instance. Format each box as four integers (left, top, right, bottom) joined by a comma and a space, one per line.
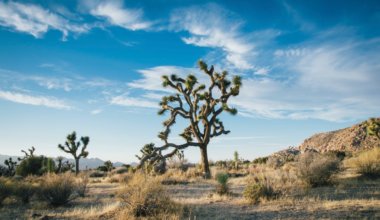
0, 0, 379, 163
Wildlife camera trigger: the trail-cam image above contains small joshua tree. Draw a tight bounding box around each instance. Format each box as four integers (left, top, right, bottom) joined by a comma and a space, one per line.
58, 131, 90, 175
104, 160, 114, 172
366, 118, 380, 141
4, 157, 17, 176
137, 60, 241, 178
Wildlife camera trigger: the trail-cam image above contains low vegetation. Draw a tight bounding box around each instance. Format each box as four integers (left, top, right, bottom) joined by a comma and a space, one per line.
117, 173, 182, 219
215, 172, 229, 195
39, 173, 78, 206
345, 147, 380, 178
296, 152, 340, 187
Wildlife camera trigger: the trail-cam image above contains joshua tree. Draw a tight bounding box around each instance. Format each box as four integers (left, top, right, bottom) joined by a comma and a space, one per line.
4, 157, 17, 176
58, 131, 90, 175
366, 118, 380, 141
104, 160, 113, 172
137, 60, 241, 178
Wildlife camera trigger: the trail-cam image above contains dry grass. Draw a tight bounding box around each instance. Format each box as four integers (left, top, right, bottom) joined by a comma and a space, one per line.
345, 147, 380, 178
117, 173, 183, 219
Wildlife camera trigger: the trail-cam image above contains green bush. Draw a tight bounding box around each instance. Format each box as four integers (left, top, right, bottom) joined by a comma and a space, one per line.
215, 172, 229, 195
16, 156, 56, 177
296, 152, 340, 187
252, 156, 268, 164
38, 173, 77, 206
89, 170, 106, 178
243, 182, 275, 204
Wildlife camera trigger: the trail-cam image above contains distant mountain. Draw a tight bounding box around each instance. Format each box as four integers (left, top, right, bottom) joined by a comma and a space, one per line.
299, 118, 380, 153
0, 154, 126, 170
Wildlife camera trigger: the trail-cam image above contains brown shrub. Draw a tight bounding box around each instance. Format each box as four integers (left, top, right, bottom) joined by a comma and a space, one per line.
296, 152, 340, 187
117, 173, 182, 219
345, 147, 380, 178
38, 173, 77, 206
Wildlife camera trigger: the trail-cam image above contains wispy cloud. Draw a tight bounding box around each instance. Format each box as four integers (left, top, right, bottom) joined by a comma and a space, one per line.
110, 94, 158, 108
84, 0, 151, 31
129, 66, 198, 91
0, 90, 71, 110
0, 1, 89, 40
233, 35, 380, 121
90, 109, 103, 115
170, 3, 256, 70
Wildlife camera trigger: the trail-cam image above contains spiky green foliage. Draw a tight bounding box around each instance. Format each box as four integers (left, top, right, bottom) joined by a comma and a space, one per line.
137, 60, 242, 178
58, 131, 90, 175
366, 118, 380, 141
215, 172, 229, 195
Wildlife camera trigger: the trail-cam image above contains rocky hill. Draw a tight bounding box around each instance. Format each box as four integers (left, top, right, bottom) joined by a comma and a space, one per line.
299, 118, 380, 153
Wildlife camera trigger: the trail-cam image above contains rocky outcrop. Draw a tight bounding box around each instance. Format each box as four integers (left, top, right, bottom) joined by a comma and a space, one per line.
299, 118, 380, 153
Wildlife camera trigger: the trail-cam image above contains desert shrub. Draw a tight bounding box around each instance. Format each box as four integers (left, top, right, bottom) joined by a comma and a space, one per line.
296, 152, 340, 187
97, 165, 108, 172
38, 173, 77, 206
215, 172, 229, 195
12, 181, 36, 204
252, 157, 268, 165
117, 173, 181, 218
75, 174, 89, 197
0, 177, 12, 205
325, 150, 349, 161
89, 170, 106, 178
116, 167, 129, 174
0, 165, 10, 177
266, 156, 284, 168
243, 179, 276, 204
345, 147, 380, 178
16, 156, 56, 177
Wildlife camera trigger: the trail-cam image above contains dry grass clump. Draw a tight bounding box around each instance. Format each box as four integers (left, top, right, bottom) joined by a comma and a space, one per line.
345, 147, 380, 178
38, 172, 78, 206
243, 163, 303, 204
117, 173, 182, 219
12, 180, 36, 204
75, 174, 89, 197
296, 152, 340, 187
0, 177, 12, 205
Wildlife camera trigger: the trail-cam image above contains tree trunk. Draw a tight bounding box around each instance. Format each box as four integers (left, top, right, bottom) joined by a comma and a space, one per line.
200, 146, 211, 179
75, 158, 79, 175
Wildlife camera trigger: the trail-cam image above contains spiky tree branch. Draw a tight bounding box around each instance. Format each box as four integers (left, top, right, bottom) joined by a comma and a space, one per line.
137, 60, 241, 178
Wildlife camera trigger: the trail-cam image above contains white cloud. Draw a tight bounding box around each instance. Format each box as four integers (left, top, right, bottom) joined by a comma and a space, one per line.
170, 4, 256, 70
0, 90, 71, 110
31, 76, 72, 92
86, 0, 151, 31
274, 48, 307, 57
0, 1, 89, 40
91, 109, 103, 115
128, 35, 380, 122
128, 66, 198, 91
110, 94, 158, 108
233, 39, 380, 121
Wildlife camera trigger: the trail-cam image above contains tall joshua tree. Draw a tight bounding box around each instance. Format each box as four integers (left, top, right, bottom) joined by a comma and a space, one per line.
58, 131, 90, 175
137, 60, 241, 178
